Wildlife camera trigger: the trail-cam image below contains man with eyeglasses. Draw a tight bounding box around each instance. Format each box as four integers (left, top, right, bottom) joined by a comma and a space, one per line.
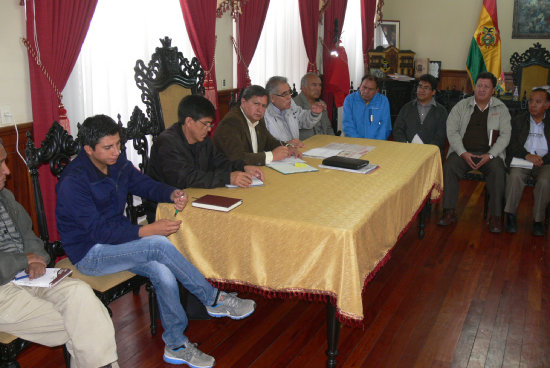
504, 87, 550, 236
213, 85, 301, 165
393, 74, 448, 159
264, 76, 325, 147
342, 75, 391, 140
147, 95, 264, 220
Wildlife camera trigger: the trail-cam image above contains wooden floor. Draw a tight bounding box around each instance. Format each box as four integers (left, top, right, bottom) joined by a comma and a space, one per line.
17, 181, 549, 367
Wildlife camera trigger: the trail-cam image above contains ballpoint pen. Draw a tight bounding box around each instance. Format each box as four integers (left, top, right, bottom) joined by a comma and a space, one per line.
14, 274, 29, 281
174, 193, 185, 216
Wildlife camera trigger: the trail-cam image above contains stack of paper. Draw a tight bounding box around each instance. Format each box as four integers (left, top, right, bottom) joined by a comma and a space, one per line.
510, 157, 533, 169
225, 177, 264, 188
267, 157, 318, 174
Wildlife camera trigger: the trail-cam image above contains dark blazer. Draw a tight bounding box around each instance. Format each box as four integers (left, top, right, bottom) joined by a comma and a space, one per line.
213, 106, 282, 166
505, 112, 550, 167
392, 99, 448, 157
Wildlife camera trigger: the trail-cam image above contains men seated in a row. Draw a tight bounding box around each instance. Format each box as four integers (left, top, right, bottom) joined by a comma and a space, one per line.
504, 88, 550, 236
55, 115, 256, 368
293, 73, 335, 140
393, 74, 448, 159
0, 138, 119, 368
343, 75, 391, 140
264, 76, 325, 147
146, 95, 264, 221
213, 85, 301, 165
437, 72, 511, 233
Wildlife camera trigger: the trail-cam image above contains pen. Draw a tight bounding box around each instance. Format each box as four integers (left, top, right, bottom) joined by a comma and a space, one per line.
15, 274, 29, 281
174, 193, 185, 216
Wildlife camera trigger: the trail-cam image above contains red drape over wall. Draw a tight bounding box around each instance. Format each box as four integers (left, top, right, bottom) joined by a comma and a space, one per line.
25, 0, 97, 240
298, 0, 320, 73
361, 0, 378, 67
179, 0, 218, 111
235, 0, 270, 89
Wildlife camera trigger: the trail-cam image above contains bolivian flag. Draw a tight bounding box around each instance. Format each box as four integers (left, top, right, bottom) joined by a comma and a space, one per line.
466, 0, 502, 89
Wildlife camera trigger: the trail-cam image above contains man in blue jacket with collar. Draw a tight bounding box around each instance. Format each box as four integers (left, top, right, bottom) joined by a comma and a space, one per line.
56, 115, 256, 368
343, 75, 391, 140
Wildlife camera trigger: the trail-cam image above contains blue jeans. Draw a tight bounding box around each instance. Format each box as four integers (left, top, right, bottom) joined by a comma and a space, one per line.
75, 235, 218, 348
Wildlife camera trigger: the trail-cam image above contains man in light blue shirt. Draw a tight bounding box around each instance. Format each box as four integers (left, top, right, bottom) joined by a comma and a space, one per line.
342, 75, 391, 140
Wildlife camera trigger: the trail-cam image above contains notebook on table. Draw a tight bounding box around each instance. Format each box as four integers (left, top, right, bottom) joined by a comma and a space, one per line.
191, 194, 243, 212
321, 156, 370, 170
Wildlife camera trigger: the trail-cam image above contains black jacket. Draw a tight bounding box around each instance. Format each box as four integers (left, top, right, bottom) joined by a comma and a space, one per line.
505, 112, 550, 167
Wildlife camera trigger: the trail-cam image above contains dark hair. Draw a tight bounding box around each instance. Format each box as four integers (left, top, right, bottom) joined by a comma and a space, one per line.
532, 87, 550, 101
418, 74, 438, 90
476, 72, 497, 88
78, 114, 121, 149
241, 85, 268, 102
177, 95, 216, 125
360, 75, 379, 88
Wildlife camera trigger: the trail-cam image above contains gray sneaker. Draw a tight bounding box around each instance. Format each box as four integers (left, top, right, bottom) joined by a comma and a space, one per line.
163, 343, 215, 367
205, 291, 256, 319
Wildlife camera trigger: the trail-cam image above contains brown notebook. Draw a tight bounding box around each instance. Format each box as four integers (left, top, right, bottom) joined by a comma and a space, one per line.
192, 195, 243, 212
489, 129, 499, 146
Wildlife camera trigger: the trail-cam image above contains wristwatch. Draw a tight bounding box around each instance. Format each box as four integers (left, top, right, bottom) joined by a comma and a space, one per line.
488, 154, 494, 160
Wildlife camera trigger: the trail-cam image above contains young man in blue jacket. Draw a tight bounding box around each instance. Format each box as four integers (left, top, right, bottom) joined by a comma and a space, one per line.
56, 115, 256, 368
343, 75, 392, 140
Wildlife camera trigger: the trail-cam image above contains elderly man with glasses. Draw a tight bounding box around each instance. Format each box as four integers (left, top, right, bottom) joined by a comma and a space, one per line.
393, 74, 448, 159
264, 76, 325, 148
147, 95, 264, 221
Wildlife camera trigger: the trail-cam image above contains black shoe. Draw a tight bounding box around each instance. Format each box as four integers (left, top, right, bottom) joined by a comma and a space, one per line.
505, 213, 518, 233
489, 216, 503, 233
532, 222, 545, 236
437, 209, 457, 226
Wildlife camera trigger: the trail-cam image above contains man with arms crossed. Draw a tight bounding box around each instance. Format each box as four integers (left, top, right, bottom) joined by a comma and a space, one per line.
343, 75, 391, 140
56, 115, 256, 368
437, 72, 511, 233
0, 138, 118, 368
393, 74, 448, 159
504, 88, 550, 236
264, 76, 325, 147
213, 85, 301, 165
293, 73, 335, 140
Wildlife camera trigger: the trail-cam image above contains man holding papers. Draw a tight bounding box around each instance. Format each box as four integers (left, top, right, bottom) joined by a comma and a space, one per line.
213, 85, 301, 165
393, 74, 448, 159
0, 139, 119, 368
437, 72, 511, 233
504, 88, 550, 236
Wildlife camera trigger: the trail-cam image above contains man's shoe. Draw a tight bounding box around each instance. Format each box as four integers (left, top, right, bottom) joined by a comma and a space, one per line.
489, 216, 503, 233
532, 222, 545, 236
163, 343, 215, 367
206, 291, 256, 319
505, 213, 518, 233
437, 209, 457, 226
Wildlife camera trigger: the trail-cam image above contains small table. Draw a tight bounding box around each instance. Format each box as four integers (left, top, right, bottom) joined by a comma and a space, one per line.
158, 135, 443, 367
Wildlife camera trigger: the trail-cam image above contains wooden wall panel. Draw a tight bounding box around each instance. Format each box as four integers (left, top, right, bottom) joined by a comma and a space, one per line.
437, 70, 515, 94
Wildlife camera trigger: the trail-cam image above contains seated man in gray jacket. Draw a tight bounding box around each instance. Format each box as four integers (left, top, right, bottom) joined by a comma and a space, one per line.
393, 74, 448, 159
294, 73, 335, 140
437, 72, 511, 233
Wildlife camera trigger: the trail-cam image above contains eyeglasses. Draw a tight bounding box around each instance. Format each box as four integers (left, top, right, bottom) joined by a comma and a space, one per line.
274, 90, 293, 98
417, 84, 432, 91
196, 120, 215, 129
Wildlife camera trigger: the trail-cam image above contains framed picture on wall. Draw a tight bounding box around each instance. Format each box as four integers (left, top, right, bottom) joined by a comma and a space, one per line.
512, 0, 550, 39
374, 20, 400, 49
429, 61, 442, 79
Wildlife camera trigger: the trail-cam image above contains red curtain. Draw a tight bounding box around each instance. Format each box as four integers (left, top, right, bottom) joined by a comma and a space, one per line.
322, 0, 348, 77
360, 0, 378, 67
298, 0, 320, 73
235, 0, 270, 89
179, 0, 218, 108
25, 0, 97, 240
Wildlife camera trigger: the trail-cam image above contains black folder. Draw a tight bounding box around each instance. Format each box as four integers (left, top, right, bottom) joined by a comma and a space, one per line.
321, 156, 369, 170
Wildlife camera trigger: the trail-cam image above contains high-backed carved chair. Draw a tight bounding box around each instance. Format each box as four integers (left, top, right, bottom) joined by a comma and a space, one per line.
510, 42, 550, 100
133, 36, 205, 139
24, 122, 159, 335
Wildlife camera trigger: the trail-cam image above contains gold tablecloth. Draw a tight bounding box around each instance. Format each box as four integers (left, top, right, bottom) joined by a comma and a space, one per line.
157, 135, 443, 325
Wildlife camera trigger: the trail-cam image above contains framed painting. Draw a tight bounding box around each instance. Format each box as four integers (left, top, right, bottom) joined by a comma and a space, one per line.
512, 0, 550, 39
374, 20, 400, 49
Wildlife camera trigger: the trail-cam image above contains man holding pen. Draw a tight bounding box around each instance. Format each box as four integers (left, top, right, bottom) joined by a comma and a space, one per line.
56, 115, 256, 367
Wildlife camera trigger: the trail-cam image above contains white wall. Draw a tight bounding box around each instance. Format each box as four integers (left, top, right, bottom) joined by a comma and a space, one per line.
382, 0, 550, 71
0, 1, 32, 124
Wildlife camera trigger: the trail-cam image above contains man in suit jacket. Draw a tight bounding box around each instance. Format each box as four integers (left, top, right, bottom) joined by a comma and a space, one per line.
213, 85, 301, 166
504, 88, 550, 236
393, 74, 448, 159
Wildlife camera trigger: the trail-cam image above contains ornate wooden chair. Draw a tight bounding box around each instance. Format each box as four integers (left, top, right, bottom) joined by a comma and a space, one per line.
24, 122, 159, 335
510, 42, 550, 100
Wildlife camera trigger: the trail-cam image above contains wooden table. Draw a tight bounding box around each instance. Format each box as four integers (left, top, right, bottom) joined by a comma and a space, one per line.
158, 135, 443, 367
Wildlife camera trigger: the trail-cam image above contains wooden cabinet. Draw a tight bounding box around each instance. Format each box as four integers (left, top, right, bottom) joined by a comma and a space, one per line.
0, 123, 37, 233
